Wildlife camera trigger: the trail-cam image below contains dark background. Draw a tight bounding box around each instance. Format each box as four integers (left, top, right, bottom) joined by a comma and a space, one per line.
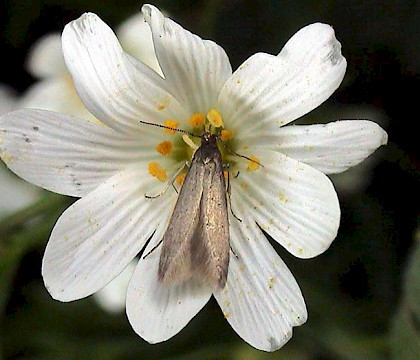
1, 0, 419, 359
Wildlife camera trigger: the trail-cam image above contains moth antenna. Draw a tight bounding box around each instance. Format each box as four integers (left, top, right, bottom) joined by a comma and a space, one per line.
217, 138, 264, 167
138, 119, 199, 138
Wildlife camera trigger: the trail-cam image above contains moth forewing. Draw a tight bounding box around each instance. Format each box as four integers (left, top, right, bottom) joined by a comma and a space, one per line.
192, 148, 230, 288
158, 134, 230, 289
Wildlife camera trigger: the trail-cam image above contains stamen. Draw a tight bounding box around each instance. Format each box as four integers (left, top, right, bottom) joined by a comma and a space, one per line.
148, 162, 168, 181
220, 129, 234, 141
247, 155, 261, 171
163, 120, 179, 134
156, 141, 173, 156
189, 113, 205, 127
207, 108, 224, 128
182, 134, 199, 150
176, 173, 186, 186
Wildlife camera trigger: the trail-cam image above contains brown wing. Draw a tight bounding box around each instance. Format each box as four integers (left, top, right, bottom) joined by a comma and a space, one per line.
190, 157, 230, 289
158, 141, 230, 289
157, 153, 205, 286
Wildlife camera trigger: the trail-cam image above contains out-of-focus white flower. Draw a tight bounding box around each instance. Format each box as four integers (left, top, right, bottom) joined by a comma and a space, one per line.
116, 13, 162, 75
0, 4, 388, 351
20, 13, 160, 117
21, 33, 95, 121
0, 85, 18, 114
93, 259, 137, 313
0, 85, 40, 218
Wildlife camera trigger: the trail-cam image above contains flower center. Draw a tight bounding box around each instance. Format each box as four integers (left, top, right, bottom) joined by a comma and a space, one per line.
147, 108, 260, 186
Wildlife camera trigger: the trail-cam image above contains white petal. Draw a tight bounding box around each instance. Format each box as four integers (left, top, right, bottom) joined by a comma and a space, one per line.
249, 120, 388, 174
62, 12, 186, 134
219, 23, 346, 134
26, 33, 67, 78
233, 149, 340, 258
142, 5, 232, 114
42, 168, 176, 302
93, 259, 137, 313
116, 13, 162, 75
215, 207, 307, 352
126, 226, 212, 343
0, 109, 156, 197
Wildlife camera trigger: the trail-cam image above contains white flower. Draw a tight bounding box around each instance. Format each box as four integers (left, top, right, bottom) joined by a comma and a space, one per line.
0, 4, 387, 352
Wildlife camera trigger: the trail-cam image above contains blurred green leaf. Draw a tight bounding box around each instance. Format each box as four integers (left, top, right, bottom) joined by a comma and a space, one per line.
390, 232, 420, 359
0, 193, 70, 311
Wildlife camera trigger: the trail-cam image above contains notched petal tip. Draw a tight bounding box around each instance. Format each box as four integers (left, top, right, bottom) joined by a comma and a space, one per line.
281, 22, 347, 71
379, 126, 389, 146
356, 120, 389, 149
326, 36, 344, 68
62, 12, 100, 52
142, 4, 166, 34
63, 12, 98, 32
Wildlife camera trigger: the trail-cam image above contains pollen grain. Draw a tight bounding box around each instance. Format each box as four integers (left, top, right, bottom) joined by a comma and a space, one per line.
247, 155, 261, 171
156, 141, 173, 156
176, 172, 186, 186
163, 120, 179, 134
220, 129, 234, 141
148, 162, 168, 181
189, 113, 205, 127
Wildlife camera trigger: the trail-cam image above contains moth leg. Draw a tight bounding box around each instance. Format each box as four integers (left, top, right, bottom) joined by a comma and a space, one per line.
217, 139, 264, 168
224, 166, 240, 259
145, 162, 188, 199
225, 167, 242, 222
142, 239, 163, 259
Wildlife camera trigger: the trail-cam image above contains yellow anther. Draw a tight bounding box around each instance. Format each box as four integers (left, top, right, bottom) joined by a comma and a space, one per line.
206, 108, 224, 128
148, 162, 167, 181
247, 155, 261, 172
156, 141, 173, 156
189, 113, 205, 128
163, 120, 179, 134
220, 129, 234, 141
223, 170, 229, 180
176, 173, 186, 186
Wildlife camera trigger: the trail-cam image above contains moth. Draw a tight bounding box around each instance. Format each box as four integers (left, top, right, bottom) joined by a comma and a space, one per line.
157, 132, 230, 290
